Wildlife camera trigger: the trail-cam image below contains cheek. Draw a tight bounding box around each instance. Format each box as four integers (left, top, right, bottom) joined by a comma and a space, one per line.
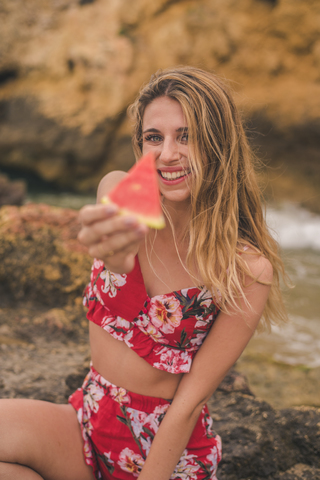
142, 143, 160, 156
176, 143, 189, 158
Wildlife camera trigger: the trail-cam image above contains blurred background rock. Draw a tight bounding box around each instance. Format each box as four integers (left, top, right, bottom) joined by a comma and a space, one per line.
0, 0, 319, 209
0, 173, 26, 205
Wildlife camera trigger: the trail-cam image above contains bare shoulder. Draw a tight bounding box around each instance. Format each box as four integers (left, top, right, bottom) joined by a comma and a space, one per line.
240, 245, 273, 284
97, 171, 127, 202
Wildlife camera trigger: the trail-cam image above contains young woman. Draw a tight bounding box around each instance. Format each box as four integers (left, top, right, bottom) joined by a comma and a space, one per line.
0, 67, 287, 480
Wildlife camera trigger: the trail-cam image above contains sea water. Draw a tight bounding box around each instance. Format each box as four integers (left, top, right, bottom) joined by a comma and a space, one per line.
253, 203, 320, 368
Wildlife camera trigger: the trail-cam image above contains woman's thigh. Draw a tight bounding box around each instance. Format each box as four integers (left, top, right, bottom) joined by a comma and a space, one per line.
0, 398, 95, 480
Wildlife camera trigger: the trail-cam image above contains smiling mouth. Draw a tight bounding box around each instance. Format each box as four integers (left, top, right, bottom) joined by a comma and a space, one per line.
159, 169, 191, 180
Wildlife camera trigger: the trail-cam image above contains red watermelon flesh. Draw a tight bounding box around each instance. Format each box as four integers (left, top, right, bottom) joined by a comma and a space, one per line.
102, 152, 165, 229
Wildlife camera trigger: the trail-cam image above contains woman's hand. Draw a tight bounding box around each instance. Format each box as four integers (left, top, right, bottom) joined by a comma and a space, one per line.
78, 203, 148, 274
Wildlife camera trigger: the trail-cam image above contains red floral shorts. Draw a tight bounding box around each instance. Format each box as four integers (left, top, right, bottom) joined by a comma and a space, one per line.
68, 365, 222, 479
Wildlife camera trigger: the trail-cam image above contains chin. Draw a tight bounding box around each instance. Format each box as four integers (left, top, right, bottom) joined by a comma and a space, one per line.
161, 191, 191, 204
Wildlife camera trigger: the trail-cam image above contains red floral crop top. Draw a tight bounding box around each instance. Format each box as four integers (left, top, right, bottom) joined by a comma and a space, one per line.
83, 256, 220, 374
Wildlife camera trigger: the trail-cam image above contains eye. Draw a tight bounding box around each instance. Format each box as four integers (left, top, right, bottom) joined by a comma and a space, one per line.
144, 134, 162, 143
179, 133, 188, 144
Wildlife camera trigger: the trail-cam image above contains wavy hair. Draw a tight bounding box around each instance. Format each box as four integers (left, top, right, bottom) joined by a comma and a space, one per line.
128, 66, 288, 331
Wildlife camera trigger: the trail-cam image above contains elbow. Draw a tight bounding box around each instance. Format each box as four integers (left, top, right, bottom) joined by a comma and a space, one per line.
172, 394, 208, 426
188, 380, 225, 417
188, 397, 211, 422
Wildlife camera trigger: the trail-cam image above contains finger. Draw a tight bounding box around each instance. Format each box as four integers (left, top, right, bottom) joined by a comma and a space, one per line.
103, 240, 140, 264
78, 203, 119, 226
104, 252, 137, 275
88, 242, 139, 273
78, 215, 142, 247
87, 226, 147, 259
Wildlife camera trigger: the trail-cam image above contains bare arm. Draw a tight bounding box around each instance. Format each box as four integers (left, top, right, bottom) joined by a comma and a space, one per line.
138, 254, 273, 480
78, 171, 148, 273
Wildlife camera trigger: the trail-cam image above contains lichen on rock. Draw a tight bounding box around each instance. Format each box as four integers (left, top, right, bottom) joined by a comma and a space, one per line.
0, 203, 92, 306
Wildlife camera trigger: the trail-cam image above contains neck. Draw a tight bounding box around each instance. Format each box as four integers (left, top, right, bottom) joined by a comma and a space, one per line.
162, 198, 191, 242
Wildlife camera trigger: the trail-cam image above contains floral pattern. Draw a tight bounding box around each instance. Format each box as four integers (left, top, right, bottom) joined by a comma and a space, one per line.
69, 367, 222, 480
202, 411, 216, 439
81, 378, 105, 439
118, 447, 144, 477
154, 347, 192, 374
76, 259, 223, 479
83, 258, 220, 375
100, 269, 127, 297
171, 450, 201, 479
149, 295, 183, 334
100, 314, 134, 347
109, 385, 131, 404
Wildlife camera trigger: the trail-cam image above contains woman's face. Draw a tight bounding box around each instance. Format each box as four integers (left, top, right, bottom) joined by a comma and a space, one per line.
142, 96, 191, 205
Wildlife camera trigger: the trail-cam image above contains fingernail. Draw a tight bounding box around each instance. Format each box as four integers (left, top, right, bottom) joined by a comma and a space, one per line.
124, 217, 137, 227
105, 205, 117, 215
136, 225, 147, 236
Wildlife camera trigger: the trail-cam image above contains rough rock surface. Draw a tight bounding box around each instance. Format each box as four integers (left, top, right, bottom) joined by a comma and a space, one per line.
0, 203, 320, 479
0, 203, 92, 306
0, 0, 319, 210
208, 389, 320, 480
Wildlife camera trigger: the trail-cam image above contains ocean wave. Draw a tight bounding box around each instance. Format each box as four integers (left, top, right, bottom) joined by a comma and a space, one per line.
266, 203, 320, 251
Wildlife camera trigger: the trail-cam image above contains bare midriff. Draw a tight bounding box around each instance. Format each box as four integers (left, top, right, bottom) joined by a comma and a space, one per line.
89, 322, 183, 400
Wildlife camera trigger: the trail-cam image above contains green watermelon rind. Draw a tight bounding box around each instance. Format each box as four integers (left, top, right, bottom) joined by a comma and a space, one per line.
101, 196, 165, 229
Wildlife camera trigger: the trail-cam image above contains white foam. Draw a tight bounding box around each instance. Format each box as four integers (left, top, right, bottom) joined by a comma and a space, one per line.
255, 315, 320, 368
266, 203, 320, 251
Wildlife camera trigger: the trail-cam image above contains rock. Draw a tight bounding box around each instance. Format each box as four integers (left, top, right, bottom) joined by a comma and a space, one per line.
277, 406, 320, 468
217, 368, 254, 397
208, 371, 320, 480
278, 464, 320, 480
0, 0, 319, 201
0, 173, 26, 206
0, 203, 92, 307
65, 365, 90, 399
209, 391, 282, 479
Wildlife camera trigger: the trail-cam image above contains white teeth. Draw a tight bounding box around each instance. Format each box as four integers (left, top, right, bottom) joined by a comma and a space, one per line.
161, 170, 190, 180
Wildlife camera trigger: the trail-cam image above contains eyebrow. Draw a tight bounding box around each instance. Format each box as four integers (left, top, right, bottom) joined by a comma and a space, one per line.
143, 127, 188, 134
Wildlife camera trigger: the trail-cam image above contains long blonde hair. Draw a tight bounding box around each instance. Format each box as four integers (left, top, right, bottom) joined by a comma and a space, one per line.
128, 66, 288, 331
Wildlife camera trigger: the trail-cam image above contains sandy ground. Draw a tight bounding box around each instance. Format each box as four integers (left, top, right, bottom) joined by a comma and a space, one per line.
0, 306, 90, 403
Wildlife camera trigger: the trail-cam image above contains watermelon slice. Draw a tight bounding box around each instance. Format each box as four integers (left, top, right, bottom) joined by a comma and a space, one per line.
102, 152, 165, 229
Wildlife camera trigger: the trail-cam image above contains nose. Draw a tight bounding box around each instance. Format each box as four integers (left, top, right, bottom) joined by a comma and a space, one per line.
159, 137, 181, 163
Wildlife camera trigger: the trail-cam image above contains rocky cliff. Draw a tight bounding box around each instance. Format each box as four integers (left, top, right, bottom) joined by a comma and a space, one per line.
0, 0, 319, 209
